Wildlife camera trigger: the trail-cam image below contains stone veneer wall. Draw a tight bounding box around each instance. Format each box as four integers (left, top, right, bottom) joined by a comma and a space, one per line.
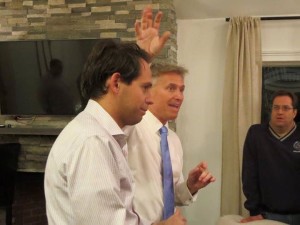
0, 0, 177, 62
0, 0, 178, 172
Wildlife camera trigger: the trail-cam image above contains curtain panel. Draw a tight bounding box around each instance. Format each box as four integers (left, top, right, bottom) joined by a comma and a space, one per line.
221, 17, 262, 216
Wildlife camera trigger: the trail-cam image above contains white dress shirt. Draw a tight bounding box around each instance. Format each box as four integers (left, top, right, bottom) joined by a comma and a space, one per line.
126, 111, 196, 222
44, 100, 150, 225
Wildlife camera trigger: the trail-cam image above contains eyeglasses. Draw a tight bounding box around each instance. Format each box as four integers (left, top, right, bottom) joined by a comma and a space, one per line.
272, 105, 294, 112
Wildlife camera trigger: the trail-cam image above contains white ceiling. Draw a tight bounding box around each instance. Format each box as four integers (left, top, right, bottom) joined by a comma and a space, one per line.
174, 0, 300, 20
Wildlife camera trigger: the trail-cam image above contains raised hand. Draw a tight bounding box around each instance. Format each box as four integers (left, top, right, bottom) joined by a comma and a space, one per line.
135, 6, 171, 58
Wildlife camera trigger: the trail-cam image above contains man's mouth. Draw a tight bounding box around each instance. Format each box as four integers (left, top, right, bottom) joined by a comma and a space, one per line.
169, 103, 181, 109
141, 108, 148, 113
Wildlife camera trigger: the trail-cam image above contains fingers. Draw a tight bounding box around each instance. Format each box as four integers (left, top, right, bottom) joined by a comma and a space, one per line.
135, 21, 141, 38
159, 31, 171, 46
240, 215, 263, 223
188, 165, 200, 176
141, 6, 153, 30
188, 161, 207, 177
187, 162, 215, 193
139, 6, 165, 31
141, 15, 148, 30
153, 11, 163, 30
173, 209, 187, 223
135, 5, 170, 57
142, 12, 152, 30
199, 170, 216, 183
196, 163, 215, 184
174, 209, 184, 219
188, 162, 215, 183
198, 161, 207, 170
147, 11, 153, 28
190, 162, 207, 175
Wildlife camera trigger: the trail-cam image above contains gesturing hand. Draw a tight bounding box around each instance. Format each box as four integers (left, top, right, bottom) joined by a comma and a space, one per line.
187, 161, 216, 195
135, 6, 171, 58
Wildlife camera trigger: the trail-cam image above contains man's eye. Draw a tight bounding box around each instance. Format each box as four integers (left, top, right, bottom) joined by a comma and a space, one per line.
143, 85, 151, 91
168, 86, 176, 91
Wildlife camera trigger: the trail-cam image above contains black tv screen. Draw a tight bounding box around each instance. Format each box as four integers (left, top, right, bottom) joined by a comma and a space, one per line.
0, 39, 98, 116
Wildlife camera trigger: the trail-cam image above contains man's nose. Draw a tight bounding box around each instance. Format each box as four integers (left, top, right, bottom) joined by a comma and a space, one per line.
175, 90, 184, 100
146, 95, 153, 105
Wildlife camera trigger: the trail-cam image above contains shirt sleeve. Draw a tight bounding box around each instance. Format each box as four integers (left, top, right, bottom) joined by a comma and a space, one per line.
175, 176, 198, 206
67, 136, 143, 225
242, 126, 262, 216
170, 131, 197, 206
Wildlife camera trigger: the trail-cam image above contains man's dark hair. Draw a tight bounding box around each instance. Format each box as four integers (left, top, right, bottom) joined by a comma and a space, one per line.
80, 39, 150, 100
271, 90, 298, 109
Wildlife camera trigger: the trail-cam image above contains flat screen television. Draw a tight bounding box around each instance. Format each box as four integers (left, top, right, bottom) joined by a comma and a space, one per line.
0, 39, 98, 116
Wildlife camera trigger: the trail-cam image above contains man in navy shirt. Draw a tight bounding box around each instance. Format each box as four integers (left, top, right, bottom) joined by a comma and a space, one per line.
241, 90, 300, 225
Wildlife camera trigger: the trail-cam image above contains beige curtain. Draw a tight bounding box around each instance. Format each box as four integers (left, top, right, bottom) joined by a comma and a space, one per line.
221, 17, 262, 216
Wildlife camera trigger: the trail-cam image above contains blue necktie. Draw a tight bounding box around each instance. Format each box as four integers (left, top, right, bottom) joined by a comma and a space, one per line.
159, 126, 175, 219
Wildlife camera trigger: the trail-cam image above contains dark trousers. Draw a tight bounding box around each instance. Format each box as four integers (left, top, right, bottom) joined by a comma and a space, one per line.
264, 212, 300, 225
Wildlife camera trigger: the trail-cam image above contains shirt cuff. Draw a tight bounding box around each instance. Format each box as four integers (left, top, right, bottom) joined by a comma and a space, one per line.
175, 181, 198, 205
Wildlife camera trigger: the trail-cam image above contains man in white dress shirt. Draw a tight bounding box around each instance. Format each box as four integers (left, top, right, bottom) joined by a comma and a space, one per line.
44, 7, 187, 225
127, 63, 216, 222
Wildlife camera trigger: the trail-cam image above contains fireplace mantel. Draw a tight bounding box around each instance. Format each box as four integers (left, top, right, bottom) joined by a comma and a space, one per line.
0, 127, 62, 136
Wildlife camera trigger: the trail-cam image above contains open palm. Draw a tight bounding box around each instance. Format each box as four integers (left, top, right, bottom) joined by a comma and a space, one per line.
135, 6, 171, 58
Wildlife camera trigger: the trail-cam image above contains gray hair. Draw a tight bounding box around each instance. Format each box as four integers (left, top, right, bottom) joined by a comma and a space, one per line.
150, 63, 188, 80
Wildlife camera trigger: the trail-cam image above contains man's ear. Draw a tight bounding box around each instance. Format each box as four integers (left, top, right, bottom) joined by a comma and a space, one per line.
294, 109, 298, 119
107, 73, 121, 94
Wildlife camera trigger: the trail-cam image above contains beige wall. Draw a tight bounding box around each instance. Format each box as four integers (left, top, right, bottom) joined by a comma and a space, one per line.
262, 20, 300, 62
176, 18, 300, 225
176, 18, 227, 225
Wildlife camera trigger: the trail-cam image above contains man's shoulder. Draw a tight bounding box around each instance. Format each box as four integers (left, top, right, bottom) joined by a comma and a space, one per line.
249, 123, 267, 131
62, 111, 110, 139
132, 113, 159, 133
51, 112, 116, 158
246, 123, 269, 137
168, 126, 179, 136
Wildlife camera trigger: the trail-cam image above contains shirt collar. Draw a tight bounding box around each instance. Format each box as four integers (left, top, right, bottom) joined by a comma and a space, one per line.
269, 122, 297, 141
84, 100, 127, 147
143, 110, 169, 134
